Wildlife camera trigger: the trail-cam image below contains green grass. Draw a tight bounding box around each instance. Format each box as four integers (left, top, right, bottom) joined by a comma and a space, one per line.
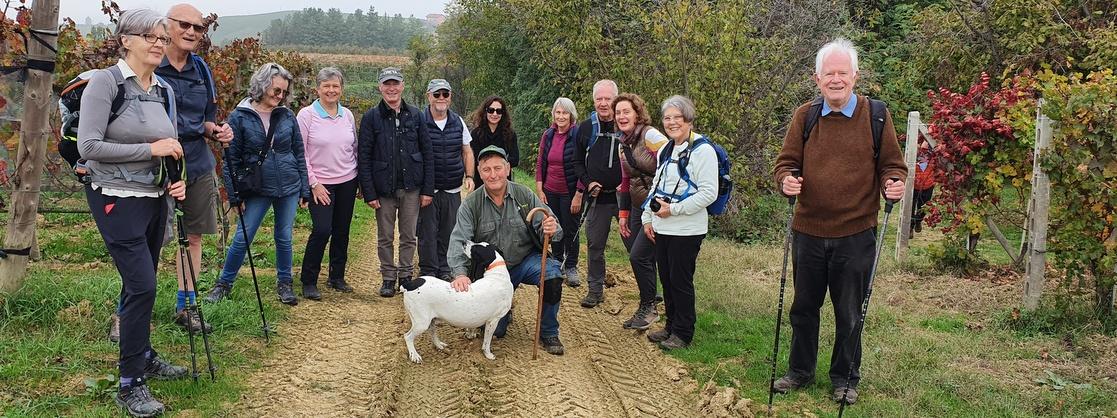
0, 205, 374, 416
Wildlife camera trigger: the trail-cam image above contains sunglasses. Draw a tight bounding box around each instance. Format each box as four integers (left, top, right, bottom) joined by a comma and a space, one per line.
269, 87, 289, 97
486, 107, 505, 115
168, 17, 208, 33
431, 91, 450, 99
129, 33, 171, 46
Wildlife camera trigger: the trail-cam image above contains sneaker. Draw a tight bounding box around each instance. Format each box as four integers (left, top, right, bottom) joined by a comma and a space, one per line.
115, 384, 164, 417
379, 280, 397, 297
833, 386, 858, 404
277, 283, 298, 306
564, 268, 582, 287
540, 335, 565, 355
301, 284, 321, 301
326, 278, 354, 293
205, 282, 232, 304
580, 291, 604, 308
108, 313, 121, 343
646, 327, 671, 343
622, 302, 658, 330
658, 334, 689, 350
144, 355, 188, 380
771, 374, 811, 394
173, 309, 211, 334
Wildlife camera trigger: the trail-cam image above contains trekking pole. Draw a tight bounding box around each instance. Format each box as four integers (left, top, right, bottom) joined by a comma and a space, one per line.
767, 168, 799, 415
570, 184, 600, 253
526, 207, 552, 360
837, 177, 901, 417
166, 156, 217, 382
222, 143, 271, 344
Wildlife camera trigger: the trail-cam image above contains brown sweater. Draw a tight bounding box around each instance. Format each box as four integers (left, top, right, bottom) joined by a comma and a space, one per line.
773, 95, 907, 238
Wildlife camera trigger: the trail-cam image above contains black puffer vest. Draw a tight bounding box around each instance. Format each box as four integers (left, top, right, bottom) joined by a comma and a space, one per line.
539, 125, 580, 194
424, 108, 466, 190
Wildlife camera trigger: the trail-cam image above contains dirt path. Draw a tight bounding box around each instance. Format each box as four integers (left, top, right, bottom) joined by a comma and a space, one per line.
234, 234, 700, 417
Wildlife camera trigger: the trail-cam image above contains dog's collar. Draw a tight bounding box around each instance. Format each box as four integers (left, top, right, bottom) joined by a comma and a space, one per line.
486, 261, 507, 271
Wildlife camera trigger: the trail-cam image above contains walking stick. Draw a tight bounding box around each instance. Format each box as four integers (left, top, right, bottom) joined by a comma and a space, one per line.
768, 168, 799, 415
837, 178, 901, 417
526, 207, 553, 360
166, 156, 216, 382
222, 144, 271, 344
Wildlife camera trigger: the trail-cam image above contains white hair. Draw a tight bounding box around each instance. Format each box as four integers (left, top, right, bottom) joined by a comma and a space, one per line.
814, 37, 859, 76
115, 9, 168, 58
592, 79, 619, 98
248, 62, 294, 105
552, 97, 578, 122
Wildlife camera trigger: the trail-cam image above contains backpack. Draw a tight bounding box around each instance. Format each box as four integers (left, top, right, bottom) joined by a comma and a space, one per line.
801, 96, 887, 166
58, 66, 178, 183
651, 135, 733, 215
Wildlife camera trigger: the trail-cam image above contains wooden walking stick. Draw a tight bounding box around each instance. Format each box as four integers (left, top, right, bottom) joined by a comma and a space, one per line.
526, 207, 553, 360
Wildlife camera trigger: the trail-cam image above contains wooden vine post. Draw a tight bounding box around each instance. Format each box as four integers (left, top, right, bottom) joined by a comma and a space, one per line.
1022, 103, 1052, 311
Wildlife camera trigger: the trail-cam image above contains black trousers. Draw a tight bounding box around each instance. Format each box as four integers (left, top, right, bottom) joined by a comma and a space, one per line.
655, 233, 704, 343
417, 189, 462, 278
544, 190, 579, 271
300, 178, 358, 285
788, 228, 875, 388
622, 208, 657, 304
911, 187, 934, 227
86, 186, 165, 380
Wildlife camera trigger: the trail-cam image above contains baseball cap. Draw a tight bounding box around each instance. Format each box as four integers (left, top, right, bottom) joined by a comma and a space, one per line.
477, 145, 507, 161
427, 79, 452, 93
378, 67, 404, 83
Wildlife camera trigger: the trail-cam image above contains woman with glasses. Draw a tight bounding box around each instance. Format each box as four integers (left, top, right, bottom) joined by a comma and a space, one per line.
206, 62, 311, 306
77, 9, 188, 416
469, 95, 519, 188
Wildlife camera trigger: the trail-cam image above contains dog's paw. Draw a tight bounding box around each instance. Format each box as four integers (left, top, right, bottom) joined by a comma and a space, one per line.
408, 351, 424, 364
484, 350, 496, 360
463, 327, 479, 339
433, 340, 449, 351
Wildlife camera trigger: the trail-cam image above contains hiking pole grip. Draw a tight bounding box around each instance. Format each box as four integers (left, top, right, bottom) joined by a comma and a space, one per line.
884, 176, 901, 213
787, 169, 801, 205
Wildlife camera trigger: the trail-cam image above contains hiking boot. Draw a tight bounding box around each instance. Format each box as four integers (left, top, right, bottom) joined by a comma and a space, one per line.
914, 222, 922, 233
144, 355, 188, 381
622, 302, 658, 330
771, 374, 811, 394
379, 280, 397, 297
564, 268, 582, 287
277, 283, 298, 306
833, 386, 858, 404
655, 292, 664, 303
658, 334, 689, 350
205, 282, 232, 304
173, 309, 211, 334
301, 284, 321, 301
540, 335, 565, 355
327, 278, 354, 293
108, 313, 121, 343
115, 384, 164, 417
580, 290, 604, 308
647, 327, 671, 343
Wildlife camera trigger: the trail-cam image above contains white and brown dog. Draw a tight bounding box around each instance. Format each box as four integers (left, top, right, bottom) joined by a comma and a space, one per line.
401, 241, 513, 363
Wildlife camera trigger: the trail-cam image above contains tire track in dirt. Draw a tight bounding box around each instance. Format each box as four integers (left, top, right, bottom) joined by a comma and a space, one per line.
235, 229, 699, 416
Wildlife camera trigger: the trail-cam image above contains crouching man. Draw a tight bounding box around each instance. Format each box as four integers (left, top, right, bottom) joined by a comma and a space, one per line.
447, 145, 567, 355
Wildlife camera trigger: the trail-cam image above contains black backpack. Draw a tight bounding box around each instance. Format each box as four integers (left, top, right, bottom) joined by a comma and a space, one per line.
801, 96, 887, 164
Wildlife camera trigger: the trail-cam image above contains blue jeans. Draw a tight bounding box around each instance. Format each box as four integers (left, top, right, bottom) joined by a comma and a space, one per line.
219, 193, 299, 286
507, 252, 563, 337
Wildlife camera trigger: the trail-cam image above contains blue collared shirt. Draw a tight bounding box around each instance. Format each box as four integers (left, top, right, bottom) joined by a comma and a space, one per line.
156, 54, 217, 179
821, 93, 858, 118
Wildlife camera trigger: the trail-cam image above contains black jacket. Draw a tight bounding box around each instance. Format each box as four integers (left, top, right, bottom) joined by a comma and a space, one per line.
572, 112, 622, 204
357, 99, 433, 201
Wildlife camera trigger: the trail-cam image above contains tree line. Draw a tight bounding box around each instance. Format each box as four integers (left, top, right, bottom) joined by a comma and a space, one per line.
262, 6, 430, 51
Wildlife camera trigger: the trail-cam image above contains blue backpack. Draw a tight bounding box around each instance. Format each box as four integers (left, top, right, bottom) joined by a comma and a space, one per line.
651, 135, 733, 215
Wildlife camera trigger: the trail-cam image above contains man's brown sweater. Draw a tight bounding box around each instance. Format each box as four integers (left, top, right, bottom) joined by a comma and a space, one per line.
773, 94, 907, 238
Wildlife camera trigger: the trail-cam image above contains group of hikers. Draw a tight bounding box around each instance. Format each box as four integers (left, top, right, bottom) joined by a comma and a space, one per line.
72, 4, 921, 417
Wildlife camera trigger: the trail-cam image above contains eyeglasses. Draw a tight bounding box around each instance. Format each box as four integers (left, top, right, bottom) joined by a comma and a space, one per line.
486, 107, 505, 115
269, 87, 289, 97
129, 33, 171, 46
168, 17, 208, 33
431, 91, 450, 99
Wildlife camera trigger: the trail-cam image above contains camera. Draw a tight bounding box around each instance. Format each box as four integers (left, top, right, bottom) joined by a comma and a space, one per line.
649, 196, 672, 212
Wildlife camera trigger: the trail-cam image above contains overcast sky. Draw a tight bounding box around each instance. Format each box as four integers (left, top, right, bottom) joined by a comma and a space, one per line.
59, 0, 451, 24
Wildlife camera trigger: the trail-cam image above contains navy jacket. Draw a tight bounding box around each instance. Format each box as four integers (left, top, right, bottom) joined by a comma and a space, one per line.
357, 99, 434, 201
422, 107, 466, 190
222, 99, 310, 206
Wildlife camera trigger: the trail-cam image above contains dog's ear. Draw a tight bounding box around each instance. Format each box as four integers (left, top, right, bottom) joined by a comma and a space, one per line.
470, 243, 498, 267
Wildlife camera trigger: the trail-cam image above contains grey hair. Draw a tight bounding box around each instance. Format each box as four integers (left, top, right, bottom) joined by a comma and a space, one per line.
592, 79, 619, 98
115, 9, 168, 58
248, 62, 294, 105
316, 66, 345, 87
815, 37, 859, 76
552, 97, 578, 123
661, 95, 697, 123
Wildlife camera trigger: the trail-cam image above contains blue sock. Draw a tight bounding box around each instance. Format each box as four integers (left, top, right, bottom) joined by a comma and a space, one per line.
119, 377, 136, 389
176, 290, 187, 312
186, 290, 197, 307
145, 349, 154, 360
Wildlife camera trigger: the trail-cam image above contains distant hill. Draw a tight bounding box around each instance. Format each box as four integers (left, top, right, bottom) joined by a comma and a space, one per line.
73, 10, 298, 46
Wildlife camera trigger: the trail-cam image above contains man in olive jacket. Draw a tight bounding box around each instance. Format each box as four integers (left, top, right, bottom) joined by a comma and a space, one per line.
358, 67, 434, 297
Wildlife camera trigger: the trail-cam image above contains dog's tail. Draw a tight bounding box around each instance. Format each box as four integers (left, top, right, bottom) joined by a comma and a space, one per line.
400, 277, 426, 292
